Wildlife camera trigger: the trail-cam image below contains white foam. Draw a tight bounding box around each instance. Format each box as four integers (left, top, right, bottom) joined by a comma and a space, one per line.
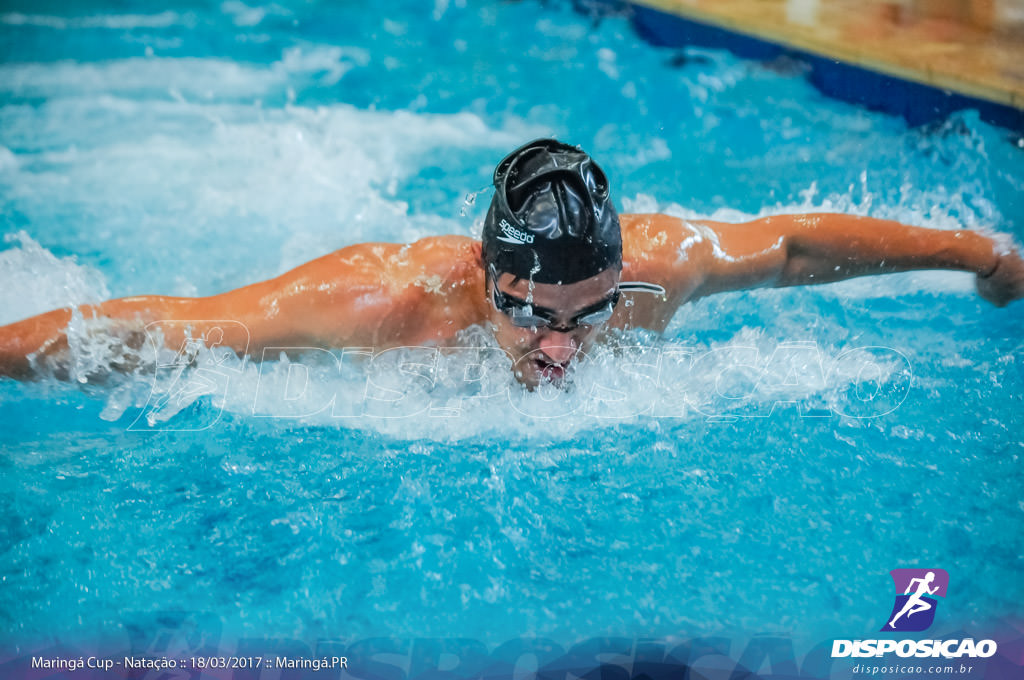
0, 232, 109, 325
62, 318, 913, 441
0, 54, 544, 294
0, 47, 370, 100
220, 1, 291, 28
0, 146, 17, 172
1, 11, 189, 30
613, 137, 671, 169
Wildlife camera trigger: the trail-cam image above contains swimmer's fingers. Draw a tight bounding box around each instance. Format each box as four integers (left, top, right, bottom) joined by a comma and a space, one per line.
976, 248, 1024, 307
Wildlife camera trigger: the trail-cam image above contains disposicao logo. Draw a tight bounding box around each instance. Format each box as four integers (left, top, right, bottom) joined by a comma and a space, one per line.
831, 568, 997, 659
882, 568, 948, 632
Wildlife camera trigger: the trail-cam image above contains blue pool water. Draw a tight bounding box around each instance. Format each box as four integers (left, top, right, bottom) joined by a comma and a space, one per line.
1, 0, 1022, 657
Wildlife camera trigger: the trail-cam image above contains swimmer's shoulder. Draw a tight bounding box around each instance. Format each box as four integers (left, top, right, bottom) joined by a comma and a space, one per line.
342, 235, 487, 343
619, 213, 711, 287
372, 235, 486, 344
406, 235, 484, 280
621, 213, 689, 263
384, 235, 485, 292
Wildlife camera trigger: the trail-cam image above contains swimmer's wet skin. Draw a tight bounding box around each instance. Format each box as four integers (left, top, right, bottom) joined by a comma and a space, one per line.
1, 138, 1022, 387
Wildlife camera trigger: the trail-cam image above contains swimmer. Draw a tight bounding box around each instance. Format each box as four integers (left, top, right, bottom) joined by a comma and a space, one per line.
1, 138, 1022, 387
887, 571, 939, 629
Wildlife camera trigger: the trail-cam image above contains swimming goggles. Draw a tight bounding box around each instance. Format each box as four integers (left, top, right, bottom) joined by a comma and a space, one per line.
491, 285, 621, 332
488, 265, 667, 332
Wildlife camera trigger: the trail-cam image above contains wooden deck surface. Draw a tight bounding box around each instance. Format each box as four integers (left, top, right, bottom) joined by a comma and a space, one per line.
634, 0, 1024, 109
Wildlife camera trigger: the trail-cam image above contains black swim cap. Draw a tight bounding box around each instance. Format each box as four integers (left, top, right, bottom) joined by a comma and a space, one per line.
482, 138, 621, 285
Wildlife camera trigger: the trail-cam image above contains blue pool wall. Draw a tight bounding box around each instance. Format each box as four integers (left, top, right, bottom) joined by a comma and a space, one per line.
586, 1, 1024, 132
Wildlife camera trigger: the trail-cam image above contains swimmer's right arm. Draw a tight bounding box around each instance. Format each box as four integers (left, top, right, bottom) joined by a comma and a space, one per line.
0, 287, 328, 380
0, 298, 218, 379
0, 237, 476, 379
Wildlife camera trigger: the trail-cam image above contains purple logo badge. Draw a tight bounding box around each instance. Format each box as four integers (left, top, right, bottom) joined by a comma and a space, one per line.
881, 568, 949, 632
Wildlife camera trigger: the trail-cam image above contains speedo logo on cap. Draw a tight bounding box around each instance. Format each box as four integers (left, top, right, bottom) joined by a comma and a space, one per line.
497, 219, 534, 245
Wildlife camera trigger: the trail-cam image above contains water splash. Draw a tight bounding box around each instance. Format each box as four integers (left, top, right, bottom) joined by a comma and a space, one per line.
0, 232, 109, 325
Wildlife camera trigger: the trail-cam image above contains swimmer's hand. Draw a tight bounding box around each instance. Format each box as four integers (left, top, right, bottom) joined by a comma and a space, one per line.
976, 248, 1024, 307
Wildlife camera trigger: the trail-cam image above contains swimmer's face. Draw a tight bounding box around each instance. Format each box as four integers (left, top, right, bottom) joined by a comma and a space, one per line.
486, 268, 620, 388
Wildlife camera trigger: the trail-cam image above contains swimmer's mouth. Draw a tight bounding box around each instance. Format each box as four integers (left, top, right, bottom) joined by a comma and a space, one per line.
532, 357, 570, 383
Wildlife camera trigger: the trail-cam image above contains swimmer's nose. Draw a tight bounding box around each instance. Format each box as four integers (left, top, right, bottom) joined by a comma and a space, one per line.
537, 333, 579, 365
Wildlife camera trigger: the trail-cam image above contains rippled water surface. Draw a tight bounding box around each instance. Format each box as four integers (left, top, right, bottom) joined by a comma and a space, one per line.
0, 0, 1022, 647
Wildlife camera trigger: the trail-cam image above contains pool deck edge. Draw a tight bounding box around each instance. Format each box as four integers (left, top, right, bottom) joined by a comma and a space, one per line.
630, 0, 1024, 111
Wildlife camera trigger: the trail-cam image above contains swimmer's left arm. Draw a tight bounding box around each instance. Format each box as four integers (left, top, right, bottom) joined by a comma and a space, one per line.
683, 213, 1023, 306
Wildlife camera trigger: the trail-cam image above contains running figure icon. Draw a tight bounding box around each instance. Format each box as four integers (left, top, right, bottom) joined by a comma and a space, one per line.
881, 568, 948, 632
888, 572, 939, 629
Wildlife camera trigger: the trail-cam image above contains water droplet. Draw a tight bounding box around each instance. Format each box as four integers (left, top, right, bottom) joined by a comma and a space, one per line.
459, 185, 491, 217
